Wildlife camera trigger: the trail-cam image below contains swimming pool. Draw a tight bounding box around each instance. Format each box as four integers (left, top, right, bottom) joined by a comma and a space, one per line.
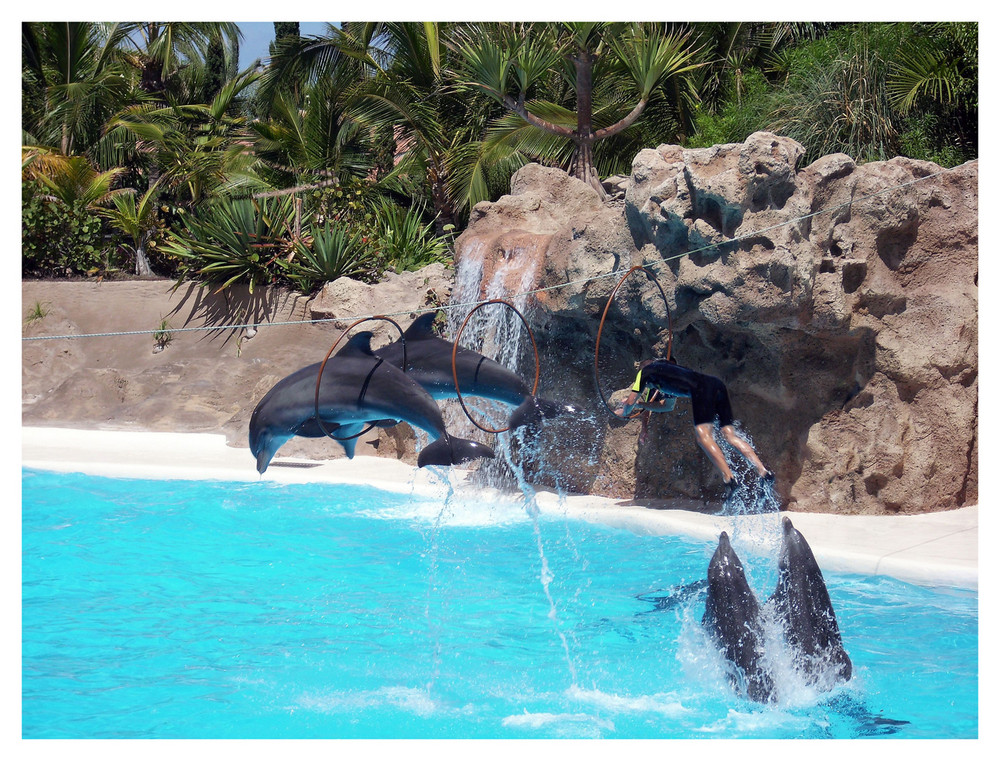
21, 468, 977, 739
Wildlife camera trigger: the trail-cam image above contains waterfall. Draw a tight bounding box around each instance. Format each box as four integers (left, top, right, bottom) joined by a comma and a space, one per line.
444, 238, 542, 491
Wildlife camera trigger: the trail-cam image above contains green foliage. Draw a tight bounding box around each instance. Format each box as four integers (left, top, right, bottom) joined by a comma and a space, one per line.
370, 199, 452, 273
286, 222, 371, 292
162, 195, 302, 292
24, 301, 50, 325
153, 317, 173, 348
21, 19, 979, 290
685, 22, 977, 166
97, 182, 166, 275
160, 181, 452, 295
898, 112, 966, 168
21, 181, 114, 277
684, 68, 770, 149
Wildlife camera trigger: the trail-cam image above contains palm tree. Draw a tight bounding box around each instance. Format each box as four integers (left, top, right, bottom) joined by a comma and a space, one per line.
110, 68, 261, 208
22, 22, 135, 157
115, 22, 241, 100
448, 22, 702, 196
24, 150, 127, 207
98, 181, 163, 275
257, 22, 482, 232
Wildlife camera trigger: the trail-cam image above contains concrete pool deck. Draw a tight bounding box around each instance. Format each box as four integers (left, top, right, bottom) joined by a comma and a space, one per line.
22, 426, 978, 591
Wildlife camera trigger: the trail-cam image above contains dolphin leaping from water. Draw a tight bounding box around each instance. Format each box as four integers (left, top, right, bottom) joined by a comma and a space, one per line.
703, 530, 775, 703
768, 516, 853, 685
702, 518, 852, 702
374, 312, 579, 430
248, 331, 495, 473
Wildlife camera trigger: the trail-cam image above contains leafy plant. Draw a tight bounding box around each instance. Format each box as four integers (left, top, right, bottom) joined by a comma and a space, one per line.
370, 199, 452, 273
286, 221, 371, 292
163, 195, 303, 292
97, 181, 165, 275
21, 181, 109, 277
153, 317, 173, 351
24, 301, 49, 325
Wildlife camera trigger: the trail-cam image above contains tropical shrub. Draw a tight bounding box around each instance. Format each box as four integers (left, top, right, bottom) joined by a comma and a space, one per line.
162, 195, 304, 292
22, 181, 113, 277
285, 222, 371, 293
370, 199, 452, 273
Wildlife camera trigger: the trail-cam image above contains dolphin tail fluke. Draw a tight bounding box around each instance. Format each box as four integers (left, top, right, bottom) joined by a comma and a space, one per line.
417, 435, 495, 467
508, 396, 580, 430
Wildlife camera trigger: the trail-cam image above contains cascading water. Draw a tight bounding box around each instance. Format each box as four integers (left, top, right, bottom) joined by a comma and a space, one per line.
438, 237, 583, 685
444, 239, 543, 490
719, 421, 781, 516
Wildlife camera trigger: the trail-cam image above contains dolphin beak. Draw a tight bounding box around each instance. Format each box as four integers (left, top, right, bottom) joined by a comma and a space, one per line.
256, 448, 272, 474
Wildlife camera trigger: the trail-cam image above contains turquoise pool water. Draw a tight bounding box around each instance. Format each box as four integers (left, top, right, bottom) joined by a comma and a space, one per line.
21, 468, 977, 739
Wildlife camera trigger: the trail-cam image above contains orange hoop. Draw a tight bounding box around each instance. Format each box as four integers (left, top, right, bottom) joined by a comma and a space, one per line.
314, 316, 407, 441
594, 265, 673, 420
451, 299, 540, 434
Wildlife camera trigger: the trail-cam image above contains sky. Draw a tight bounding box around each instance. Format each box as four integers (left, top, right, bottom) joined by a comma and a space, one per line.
237, 22, 335, 69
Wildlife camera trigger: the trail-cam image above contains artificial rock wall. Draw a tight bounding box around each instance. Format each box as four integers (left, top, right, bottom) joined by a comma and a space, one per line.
453, 132, 978, 515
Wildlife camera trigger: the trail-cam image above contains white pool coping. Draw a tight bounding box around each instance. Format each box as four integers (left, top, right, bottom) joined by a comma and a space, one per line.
21, 426, 978, 591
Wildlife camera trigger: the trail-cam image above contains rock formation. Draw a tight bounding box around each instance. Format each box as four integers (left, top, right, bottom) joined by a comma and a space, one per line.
453, 132, 977, 515
22, 133, 977, 515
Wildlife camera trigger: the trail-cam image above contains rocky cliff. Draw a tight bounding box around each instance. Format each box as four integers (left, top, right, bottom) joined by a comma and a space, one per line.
453, 132, 977, 515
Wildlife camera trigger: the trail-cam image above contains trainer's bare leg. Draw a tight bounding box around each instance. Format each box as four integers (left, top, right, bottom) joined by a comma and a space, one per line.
694, 423, 734, 483
720, 424, 769, 477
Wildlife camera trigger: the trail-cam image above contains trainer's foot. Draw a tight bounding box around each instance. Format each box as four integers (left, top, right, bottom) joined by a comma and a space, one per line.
724, 477, 740, 500
761, 469, 775, 484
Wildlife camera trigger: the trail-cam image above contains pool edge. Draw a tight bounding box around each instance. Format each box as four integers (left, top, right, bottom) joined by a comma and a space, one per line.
22, 426, 978, 591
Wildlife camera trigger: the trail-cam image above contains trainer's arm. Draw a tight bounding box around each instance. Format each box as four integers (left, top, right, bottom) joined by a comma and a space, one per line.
622, 390, 675, 416
621, 389, 641, 417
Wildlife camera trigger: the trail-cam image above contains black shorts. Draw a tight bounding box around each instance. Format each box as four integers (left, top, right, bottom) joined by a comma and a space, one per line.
639, 360, 735, 427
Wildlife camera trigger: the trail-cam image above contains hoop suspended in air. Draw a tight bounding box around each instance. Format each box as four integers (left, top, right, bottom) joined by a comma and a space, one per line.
314, 316, 408, 441
451, 299, 540, 434
593, 265, 674, 420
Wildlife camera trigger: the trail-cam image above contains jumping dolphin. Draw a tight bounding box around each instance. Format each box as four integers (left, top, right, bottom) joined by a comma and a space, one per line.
703, 531, 775, 703
701, 520, 852, 703
374, 312, 578, 429
768, 516, 853, 685
248, 331, 495, 473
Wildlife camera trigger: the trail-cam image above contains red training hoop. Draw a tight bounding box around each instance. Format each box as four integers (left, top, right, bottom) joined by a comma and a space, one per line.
451, 299, 540, 434
593, 265, 673, 420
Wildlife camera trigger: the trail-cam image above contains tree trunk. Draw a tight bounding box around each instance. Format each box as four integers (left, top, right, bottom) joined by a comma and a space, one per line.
427, 159, 457, 235
134, 241, 153, 276
570, 48, 606, 199
569, 139, 605, 198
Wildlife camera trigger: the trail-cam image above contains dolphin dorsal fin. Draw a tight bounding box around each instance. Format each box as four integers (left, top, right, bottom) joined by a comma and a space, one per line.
338, 331, 376, 357
403, 312, 440, 341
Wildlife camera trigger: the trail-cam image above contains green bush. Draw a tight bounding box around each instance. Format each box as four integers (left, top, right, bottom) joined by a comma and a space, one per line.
286, 222, 371, 292
22, 181, 115, 277
686, 68, 770, 149
162, 195, 304, 292
371, 199, 453, 273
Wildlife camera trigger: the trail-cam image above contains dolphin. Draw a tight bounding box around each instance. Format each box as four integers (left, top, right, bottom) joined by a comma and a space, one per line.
702, 531, 775, 703
768, 516, 853, 685
374, 312, 578, 430
248, 331, 495, 473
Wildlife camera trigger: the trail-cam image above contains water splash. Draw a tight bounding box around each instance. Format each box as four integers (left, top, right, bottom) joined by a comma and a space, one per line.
719, 420, 781, 516
445, 239, 580, 688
